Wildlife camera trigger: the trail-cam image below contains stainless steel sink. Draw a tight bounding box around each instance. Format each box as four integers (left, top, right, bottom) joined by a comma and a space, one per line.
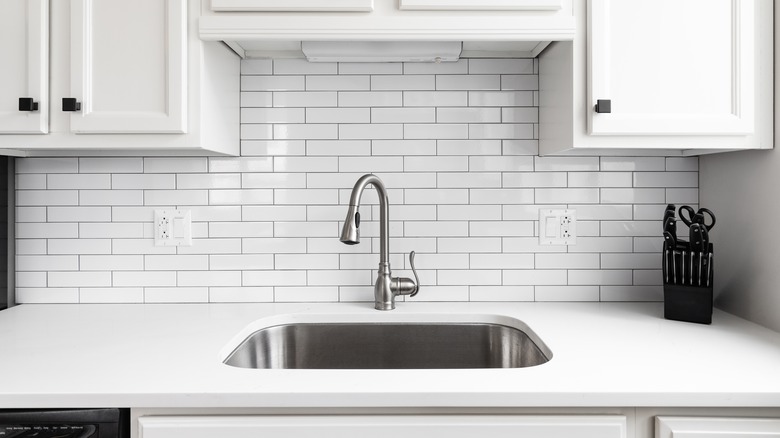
223, 322, 552, 369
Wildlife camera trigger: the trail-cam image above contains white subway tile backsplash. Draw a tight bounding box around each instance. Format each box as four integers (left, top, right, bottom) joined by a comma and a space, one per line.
15, 58, 697, 304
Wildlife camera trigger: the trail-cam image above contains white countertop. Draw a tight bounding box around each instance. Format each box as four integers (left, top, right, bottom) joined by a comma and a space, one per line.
0, 302, 779, 408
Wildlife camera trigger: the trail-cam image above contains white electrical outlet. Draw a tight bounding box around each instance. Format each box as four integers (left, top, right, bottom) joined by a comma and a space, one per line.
539, 209, 577, 245
154, 209, 192, 247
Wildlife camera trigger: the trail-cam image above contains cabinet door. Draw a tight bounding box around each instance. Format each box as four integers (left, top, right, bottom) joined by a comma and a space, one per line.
139, 415, 627, 438
399, 0, 562, 10
69, 0, 186, 134
656, 416, 780, 437
210, 0, 374, 12
0, 0, 48, 134
588, 0, 754, 136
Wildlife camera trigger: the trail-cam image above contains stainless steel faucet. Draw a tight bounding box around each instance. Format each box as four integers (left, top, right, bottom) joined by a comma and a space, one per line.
340, 174, 419, 310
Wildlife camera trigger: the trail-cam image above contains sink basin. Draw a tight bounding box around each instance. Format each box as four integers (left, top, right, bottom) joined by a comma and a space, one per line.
223, 319, 552, 369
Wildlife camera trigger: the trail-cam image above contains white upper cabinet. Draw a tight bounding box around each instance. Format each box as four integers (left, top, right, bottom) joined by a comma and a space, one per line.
0, 0, 239, 156
210, 0, 375, 12
399, 0, 562, 10
69, 0, 187, 134
0, 0, 48, 134
539, 0, 773, 155
656, 416, 780, 438
588, 0, 754, 136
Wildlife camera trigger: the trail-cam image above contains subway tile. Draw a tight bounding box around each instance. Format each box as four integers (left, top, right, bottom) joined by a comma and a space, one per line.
307, 75, 370, 91
241, 140, 306, 157
633, 270, 663, 286
470, 254, 534, 269
535, 156, 600, 171
274, 59, 337, 75
112, 174, 175, 190
437, 140, 501, 156
470, 286, 535, 302
242, 173, 306, 189
210, 189, 274, 205
437, 172, 501, 188
536, 188, 599, 204
404, 59, 468, 74
372, 140, 435, 156
437, 108, 501, 123
144, 157, 207, 173
504, 172, 566, 188
274, 124, 338, 140
404, 221, 468, 237
80, 255, 143, 271
469, 91, 534, 107
372, 75, 434, 90
438, 205, 501, 220
242, 75, 305, 91
501, 107, 538, 123
241, 124, 273, 140
503, 270, 567, 285
601, 253, 661, 270
469, 221, 534, 237
568, 270, 632, 286
339, 62, 403, 75
241, 59, 272, 75
16, 207, 46, 223
405, 189, 468, 205
275, 286, 339, 302
339, 156, 404, 172
144, 255, 208, 271
275, 157, 338, 173
502, 139, 539, 155
176, 238, 241, 255
307, 108, 370, 123
17, 223, 78, 239
79, 288, 143, 303
209, 287, 274, 303
338, 91, 402, 107
273, 91, 337, 107
17, 190, 78, 206
243, 270, 307, 287
600, 285, 663, 302
438, 237, 501, 253
569, 204, 633, 220
308, 269, 374, 287
243, 238, 307, 254
503, 237, 566, 253
17, 239, 47, 255
275, 254, 339, 270
17, 158, 78, 174
600, 156, 665, 171
406, 285, 469, 302
405, 123, 469, 139
210, 254, 274, 271
144, 287, 209, 303
567, 237, 632, 253
17, 255, 78, 271
501, 75, 539, 90
16, 174, 46, 190
634, 237, 663, 253
306, 237, 374, 254
403, 253, 468, 270
178, 271, 241, 287
666, 157, 699, 171
111, 239, 176, 255
177, 174, 240, 189
241, 107, 305, 124
16, 288, 79, 304
436, 75, 500, 90
339, 124, 403, 140
404, 156, 468, 172
49, 271, 111, 288
634, 172, 698, 188
371, 108, 436, 123
80, 190, 143, 206
48, 174, 110, 190
601, 221, 658, 237
569, 172, 632, 188
144, 190, 208, 206
209, 222, 273, 238
307, 140, 371, 156
80, 158, 143, 173
470, 156, 533, 171
79, 223, 144, 239
470, 124, 534, 140
601, 188, 665, 204
182, 206, 242, 222
438, 269, 501, 286
666, 188, 698, 204
45, 207, 110, 223
241, 91, 272, 107
469, 59, 534, 74
633, 204, 667, 221
274, 221, 337, 237
339, 253, 403, 270
243, 206, 306, 222
535, 285, 600, 301
403, 91, 467, 107
536, 253, 600, 269
48, 239, 111, 255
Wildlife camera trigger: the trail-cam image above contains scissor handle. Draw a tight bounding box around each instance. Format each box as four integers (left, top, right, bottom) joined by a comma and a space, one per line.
695, 207, 716, 231
678, 205, 697, 227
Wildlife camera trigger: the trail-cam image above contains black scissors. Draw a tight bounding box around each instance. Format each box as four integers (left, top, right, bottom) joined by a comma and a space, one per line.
679, 206, 716, 231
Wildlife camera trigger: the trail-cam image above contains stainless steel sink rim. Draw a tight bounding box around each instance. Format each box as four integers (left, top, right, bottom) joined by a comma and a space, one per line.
223, 321, 552, 370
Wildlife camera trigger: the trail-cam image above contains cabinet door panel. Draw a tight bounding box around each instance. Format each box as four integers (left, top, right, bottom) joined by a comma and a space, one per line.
139, 415, 626, 438
210, 0, 374, 12
399, 0, 562, 10
588, 0, 754, 136
656, 416, 780, 438
70, 0, 186, 134
0, 0, 48, 134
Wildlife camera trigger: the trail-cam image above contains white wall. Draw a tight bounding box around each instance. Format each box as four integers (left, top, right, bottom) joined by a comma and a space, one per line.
698, 5, 780, 332
14, 58, 698, 304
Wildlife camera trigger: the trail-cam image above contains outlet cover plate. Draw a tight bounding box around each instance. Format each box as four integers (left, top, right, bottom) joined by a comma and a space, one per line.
539, 208, 576, 245
154, 209, 192, 247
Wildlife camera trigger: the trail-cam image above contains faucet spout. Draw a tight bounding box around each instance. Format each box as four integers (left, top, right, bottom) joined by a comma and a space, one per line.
340, 174, 419, 310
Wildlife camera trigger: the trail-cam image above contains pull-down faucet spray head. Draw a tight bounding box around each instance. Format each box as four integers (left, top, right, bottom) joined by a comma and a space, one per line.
340, 205, 360, 245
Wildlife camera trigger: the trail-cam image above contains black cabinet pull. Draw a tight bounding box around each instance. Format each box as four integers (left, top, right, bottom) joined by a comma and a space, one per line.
18, 97, 39, 112
62, 98, 81, 112
594, 99, 611, 113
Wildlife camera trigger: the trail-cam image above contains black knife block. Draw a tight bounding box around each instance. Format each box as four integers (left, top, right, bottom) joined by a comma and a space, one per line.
663, 283, 712, 324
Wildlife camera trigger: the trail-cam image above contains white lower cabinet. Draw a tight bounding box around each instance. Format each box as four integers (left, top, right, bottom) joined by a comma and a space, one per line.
656, 416, 780, 438
138, 415, 627, 438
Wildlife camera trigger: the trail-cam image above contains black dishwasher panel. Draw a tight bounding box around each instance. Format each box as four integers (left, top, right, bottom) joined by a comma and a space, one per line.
0, 409, 128, 438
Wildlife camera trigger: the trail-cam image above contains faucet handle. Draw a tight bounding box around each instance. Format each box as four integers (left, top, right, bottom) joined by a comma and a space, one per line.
409, 251, 420, 297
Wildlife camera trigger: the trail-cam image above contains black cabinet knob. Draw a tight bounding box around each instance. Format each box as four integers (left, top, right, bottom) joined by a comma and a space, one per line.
62, 98, 81, 112
18, 97, 39, 112
595, 99, 611, 113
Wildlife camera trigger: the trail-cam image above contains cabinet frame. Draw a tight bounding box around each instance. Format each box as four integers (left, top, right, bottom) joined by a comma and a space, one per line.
656, 416, 780, 437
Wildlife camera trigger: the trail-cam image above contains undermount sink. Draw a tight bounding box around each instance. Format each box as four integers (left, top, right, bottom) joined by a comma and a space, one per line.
223, 317, 552, 369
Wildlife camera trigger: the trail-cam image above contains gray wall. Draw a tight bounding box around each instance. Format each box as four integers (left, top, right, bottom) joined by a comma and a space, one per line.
699, 4, 780, 332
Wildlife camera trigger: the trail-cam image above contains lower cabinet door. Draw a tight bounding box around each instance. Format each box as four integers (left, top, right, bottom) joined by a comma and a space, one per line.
139, 415, 627, 438
656, 416, 780, 438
